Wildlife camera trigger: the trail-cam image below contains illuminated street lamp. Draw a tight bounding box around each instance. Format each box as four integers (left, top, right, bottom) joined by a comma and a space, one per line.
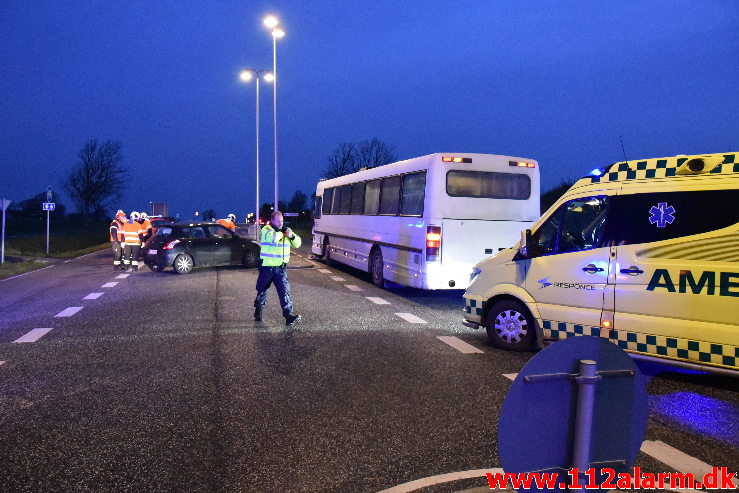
239, 68, 273, 239
263, 14, 284, 211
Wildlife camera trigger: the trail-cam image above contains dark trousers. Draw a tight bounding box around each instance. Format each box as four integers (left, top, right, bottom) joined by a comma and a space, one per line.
111, 242, 122, 266
123, 244, 141, 268
254, 265, 294, 318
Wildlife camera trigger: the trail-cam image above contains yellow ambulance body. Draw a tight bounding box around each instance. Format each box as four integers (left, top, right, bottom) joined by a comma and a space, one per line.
463, 152, 738, 374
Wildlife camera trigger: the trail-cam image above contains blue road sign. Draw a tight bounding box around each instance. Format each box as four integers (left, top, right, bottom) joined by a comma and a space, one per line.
42, 202, 55, 211
498, 336, 648, 492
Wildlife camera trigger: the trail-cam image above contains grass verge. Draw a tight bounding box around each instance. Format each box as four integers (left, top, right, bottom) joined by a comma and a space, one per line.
0, 260, 50, 280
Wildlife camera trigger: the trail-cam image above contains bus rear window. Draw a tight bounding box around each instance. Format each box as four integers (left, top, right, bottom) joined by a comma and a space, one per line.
446, 171, 531, 200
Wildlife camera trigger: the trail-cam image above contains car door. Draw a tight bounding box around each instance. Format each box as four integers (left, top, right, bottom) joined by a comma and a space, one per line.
206, 225, 240, 265
612, 182, 739, 365
181, 226, 215, 266
523, 194, 613, 333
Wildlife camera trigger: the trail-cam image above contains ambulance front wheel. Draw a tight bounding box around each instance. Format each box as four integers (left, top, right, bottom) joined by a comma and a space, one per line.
484, 300, 536, 351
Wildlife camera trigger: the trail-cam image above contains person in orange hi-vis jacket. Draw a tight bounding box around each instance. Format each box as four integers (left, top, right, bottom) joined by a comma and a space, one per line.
138, 212, 154, 243
109, 210, 126, 270
216, 213, 237, 232
121, 211, 146, 271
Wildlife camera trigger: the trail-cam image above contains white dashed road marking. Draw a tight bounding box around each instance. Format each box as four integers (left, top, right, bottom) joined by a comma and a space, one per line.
437, 336, 484, 354
102, 282, 118, 288
330, 276, 346, 282
366, 297, 391, 305
13, 328, 53, 343
318, 269, 332, 274
376, 468, 504, 493
640, 440, 714, 480
55, 307, 83, 317
395, 313, 427, 324
83, 292, 104, 300
502, 373, 518, 381
116, 273, 130, 279
345, 285, 363, 292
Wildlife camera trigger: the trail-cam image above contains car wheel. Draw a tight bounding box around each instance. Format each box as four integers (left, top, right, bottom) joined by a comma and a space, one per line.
173, 254, 194, 275
242, 249, 259, 268
484, 300, 536, 351
370, 247, 385, 288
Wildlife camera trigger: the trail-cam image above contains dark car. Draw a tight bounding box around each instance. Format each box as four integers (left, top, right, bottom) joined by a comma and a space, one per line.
143, 222, 260, 274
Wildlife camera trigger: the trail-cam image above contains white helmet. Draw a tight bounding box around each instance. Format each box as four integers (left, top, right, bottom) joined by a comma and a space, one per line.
140, 212, 148, 219
130, 211, 141, 220
227, 213, 236, 222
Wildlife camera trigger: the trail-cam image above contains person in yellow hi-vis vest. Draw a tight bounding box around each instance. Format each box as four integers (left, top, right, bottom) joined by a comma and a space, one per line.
254, 211, 302, 325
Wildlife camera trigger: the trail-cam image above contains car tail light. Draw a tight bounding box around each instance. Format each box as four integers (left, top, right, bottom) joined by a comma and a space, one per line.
426, 226, 441, 261
162, 239, 180, 250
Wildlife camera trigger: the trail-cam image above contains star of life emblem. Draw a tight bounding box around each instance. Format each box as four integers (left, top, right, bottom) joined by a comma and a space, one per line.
649, 202, 676, 228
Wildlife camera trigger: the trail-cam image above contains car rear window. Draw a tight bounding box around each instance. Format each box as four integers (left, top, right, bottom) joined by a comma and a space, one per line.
156, 227, 172, 237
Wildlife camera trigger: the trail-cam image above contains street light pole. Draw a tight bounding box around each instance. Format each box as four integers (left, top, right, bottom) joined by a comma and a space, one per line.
255, 73, 261, 238
272, 31, 278, 211
264, 15, 284, 212
240, 69, 273, 239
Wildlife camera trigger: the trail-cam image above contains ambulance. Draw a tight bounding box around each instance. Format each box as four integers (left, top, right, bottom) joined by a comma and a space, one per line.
462, 152, 739, 374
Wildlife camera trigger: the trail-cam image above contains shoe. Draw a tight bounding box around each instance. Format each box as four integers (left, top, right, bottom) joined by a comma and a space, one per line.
254, 308, 263, 322
285, 314, 301, 326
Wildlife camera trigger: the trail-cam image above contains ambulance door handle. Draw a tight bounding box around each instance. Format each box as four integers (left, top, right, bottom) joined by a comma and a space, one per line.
582, 264, 604, 274
620, 266, 644, 276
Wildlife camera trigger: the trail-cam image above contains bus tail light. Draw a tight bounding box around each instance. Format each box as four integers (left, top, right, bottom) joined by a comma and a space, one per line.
442, 156, 472, 163
509, 160, 536, 168
162, 239, 181, 250
426, 226, 441, 261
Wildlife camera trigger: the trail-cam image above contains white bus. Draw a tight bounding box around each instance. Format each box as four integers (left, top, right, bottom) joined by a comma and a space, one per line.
311, 153, 540, 289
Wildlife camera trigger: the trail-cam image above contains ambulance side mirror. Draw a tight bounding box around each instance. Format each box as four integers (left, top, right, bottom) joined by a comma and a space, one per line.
517, 229, 534, 259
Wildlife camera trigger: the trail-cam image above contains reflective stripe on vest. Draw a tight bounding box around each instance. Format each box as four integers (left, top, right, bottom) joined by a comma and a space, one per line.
259, 226, 301, 266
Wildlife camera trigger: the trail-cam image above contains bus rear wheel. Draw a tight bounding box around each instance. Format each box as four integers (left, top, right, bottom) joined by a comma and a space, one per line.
484, 300, 536, 351
370, 248, 385, 288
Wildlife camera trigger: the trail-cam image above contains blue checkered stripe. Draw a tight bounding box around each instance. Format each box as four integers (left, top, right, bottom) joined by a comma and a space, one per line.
575, 153, 737, 186
542, 320, 738, 369
542, 320, 603, 340
463, 297, 484, 317
610, 330, 738, 368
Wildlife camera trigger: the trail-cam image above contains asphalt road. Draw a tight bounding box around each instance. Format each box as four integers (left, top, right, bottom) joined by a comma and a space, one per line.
0, 246, 737, 493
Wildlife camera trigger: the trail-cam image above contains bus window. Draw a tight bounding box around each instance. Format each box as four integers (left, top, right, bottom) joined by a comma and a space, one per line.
447, 171, 531, 200
323, 188, 334, 215
400, 172, 426, 216
351, 182, 365, 215
379, 176, 401, 215
331, 187, 342, 214
364, 179, 380, 215
339, 185, 352, 214
313, 196, 322, 219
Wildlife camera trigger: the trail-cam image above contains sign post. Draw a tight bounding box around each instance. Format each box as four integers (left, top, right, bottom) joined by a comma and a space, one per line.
1, 198, 11, 264
497, 336, 648, 492
44, 186, 53, 256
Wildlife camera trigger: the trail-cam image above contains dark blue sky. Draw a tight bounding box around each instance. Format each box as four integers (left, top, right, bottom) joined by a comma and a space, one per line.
2, 1, 737, 219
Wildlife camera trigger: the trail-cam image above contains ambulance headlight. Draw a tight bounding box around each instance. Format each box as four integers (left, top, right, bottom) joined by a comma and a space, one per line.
469, 267, 482, 284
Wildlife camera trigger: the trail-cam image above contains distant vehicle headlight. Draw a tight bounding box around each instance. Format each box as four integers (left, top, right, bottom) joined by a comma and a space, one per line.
469, 267, 482, 284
